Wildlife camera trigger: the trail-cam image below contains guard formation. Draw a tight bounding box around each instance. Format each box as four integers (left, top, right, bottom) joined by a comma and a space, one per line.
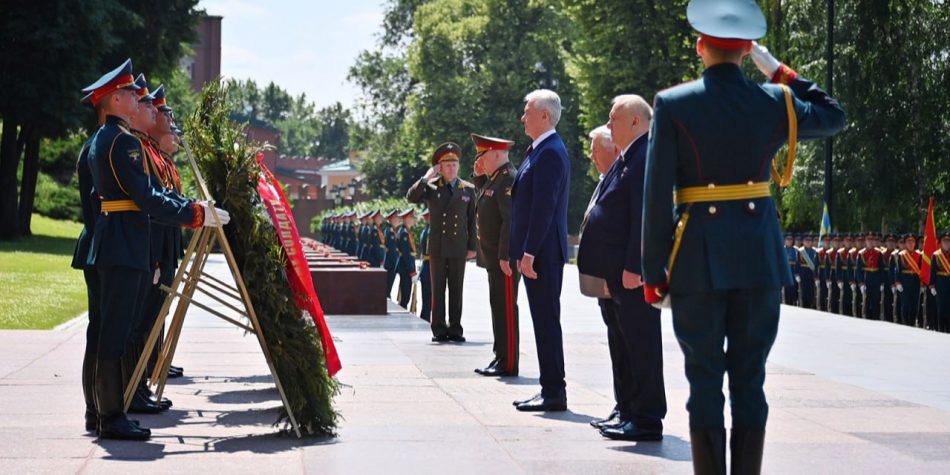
779, 230, 950, 333
73, 59, 231, 440
641, 0, 845, 473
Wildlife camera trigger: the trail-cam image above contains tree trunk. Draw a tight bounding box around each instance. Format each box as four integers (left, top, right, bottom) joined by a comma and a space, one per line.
18, 128, 40, 236
0, 120, 21, 240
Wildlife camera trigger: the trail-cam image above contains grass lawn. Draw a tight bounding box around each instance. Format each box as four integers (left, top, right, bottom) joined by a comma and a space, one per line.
0, 214, 87, 329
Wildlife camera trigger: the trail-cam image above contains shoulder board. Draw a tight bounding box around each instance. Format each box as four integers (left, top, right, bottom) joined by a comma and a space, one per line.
858, 248, 867, 255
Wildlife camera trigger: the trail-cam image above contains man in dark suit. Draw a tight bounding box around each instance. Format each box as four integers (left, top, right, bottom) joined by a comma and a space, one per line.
641, 1, 846, 472
578, 95, 666, 442
509, 89, 571, 412
407, 143, 478, 342
471, 134, 520, 377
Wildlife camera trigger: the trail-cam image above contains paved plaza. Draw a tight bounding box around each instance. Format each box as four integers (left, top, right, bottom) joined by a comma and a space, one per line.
1, 255, 949, 474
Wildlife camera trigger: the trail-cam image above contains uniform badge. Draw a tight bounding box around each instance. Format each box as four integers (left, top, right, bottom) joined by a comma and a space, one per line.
128, 150, 140, 161
505, 187, 512, 196
484, 190, 494, 197
462, 195, 470, 203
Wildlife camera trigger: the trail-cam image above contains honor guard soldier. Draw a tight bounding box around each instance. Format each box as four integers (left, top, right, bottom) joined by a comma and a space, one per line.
347, 212, 360, 256
890, 234, 907, 321
470, 134, 520, 377
395, 210, 418, 308
407, 142, 478, 342
930, 231, 950, 332
368, 210, 386, 268
856, 231, 885, 320
640, 0, 846, 471
783, 234, 799, 305
882, 233, 899, 322
827, 234, 842, 313
384, 210, 400, 293
82, 60, 230, 440
893, 233, 923, 326
418, 209, 432, 321
797, 234, 818, 308
848, 234, 863, 317
836, 234, 854, 315
816, 233, 830, 311
74, 81, 108, 433
320, 214, 329, 243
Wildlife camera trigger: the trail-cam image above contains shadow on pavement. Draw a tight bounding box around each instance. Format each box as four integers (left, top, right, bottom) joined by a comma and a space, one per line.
211, 432, 337, 454
608, 434, 692, 462
537, 409, 597, 425
214, 406, 283, 427
207, 387, 279, 404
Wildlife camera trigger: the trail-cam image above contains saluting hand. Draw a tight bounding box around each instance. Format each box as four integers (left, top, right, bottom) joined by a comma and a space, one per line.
474, 158, 485, 176
750, 41, 781, 79
424, 164, 441, 180
519, 255, 538, 280
622, 270, 643, 290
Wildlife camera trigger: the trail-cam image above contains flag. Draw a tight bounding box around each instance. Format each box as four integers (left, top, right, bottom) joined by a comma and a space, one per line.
921, 196, 938, 285
818, 201, 832, 248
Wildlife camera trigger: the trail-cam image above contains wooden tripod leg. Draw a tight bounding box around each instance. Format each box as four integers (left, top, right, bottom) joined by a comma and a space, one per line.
124, 227, 206, 410
154, 231, 217, 401
149, 228, 212, 384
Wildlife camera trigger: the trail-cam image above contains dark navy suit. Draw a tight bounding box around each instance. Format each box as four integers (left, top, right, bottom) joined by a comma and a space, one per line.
510, 131, 570, 398
642, 64, 846, 431
577, 134, 666, 428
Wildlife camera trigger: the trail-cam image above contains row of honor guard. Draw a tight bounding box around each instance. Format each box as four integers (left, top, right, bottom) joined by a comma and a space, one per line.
782, 231, 950, 333
71, 59, 231, 440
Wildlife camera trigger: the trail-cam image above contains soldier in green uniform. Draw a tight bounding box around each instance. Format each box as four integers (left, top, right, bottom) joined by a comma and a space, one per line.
407, 143, 477, 343
856, 232, 885, 320
82, 60, 230, 440
419, 209, 432, 321
470, 134, 520, 377
368, 210, 385, 268
893, 234, 923, 326
384, 210, 400, 293
640, 0, 845, 470
930, 232, 950, 333
395, 210, 418, 308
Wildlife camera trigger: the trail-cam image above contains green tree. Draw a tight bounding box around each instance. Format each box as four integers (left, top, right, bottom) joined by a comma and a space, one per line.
314, 102, 351, 160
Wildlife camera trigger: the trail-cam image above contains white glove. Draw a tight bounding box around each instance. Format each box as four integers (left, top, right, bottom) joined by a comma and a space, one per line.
153, 268, 161, 285
750, 41, 781, 78
795, 275, 801, 283
897, 284, 904, 293
850, 283, 856, 291
860, 284, 866, 294
814, 280, 820, 288
838, 282, 844, 289
826, 282, 832, 289
932, 288, 938, 296
880, 285, 885, 292
200, 202, 231, 227
412, 274, 419, 284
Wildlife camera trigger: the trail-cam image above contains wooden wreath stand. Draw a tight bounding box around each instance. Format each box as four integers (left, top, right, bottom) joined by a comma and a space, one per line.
122, 138, 303, 438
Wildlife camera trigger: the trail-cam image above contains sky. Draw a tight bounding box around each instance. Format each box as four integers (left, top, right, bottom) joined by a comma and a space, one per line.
199, 0, 385, 110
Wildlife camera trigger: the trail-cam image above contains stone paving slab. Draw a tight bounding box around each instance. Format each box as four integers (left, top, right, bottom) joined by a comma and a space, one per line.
1, 254, 949, 474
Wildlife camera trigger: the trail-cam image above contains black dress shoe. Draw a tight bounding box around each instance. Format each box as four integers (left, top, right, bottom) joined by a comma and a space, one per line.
515, 396, 567, 412
590, 409, 620, 429
474, 360, 498, 375
600, 421, 663, 441
513, 392, 542, 406
447, 334, 466, 343
128, 391, 164, 414
167, 365, 183, 379
431, 335, 449, 343
98, 415, 151, 441
481, 366, 517, 377
138, 387, 172, 410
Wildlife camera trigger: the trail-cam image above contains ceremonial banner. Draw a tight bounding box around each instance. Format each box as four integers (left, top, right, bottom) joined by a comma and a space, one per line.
818, 201, 832, 248
257, 155, 341, 377
921, 197, 938, 285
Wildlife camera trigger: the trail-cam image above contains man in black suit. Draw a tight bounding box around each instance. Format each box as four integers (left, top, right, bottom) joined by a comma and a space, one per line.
577, 96, 666, 441
510, 89, 571, 412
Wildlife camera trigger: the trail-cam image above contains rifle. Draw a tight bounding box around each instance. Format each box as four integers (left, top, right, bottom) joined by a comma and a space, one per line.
410, 280, 418, 314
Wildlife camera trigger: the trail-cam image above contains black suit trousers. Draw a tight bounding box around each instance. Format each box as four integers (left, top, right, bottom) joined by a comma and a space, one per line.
430, 256, 466, 337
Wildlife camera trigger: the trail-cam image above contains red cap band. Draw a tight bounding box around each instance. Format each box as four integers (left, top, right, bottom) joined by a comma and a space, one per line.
701, 35, 752, 50
90, 73, 135, 107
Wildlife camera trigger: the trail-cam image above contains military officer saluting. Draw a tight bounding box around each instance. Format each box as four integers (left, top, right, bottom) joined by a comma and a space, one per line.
930, 231, 950, 333
82, 60, 230, 440
470, 134, 520, 377
640, 0, 845, 471
407, 142, 478, 343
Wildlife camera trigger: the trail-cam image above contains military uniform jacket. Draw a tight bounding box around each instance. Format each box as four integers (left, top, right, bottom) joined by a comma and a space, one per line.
798, 246, 817, 280
931, 249, 950, 291
641, 63, 846, 293
137, 131, 184, 269
856, 248, 884, 285
87, 116, 197, 272
473, 162, 515, 270
384, 224, 399, 269
893, 250, 923, 286
71, 136, 98, 270
396, 225, 417, 275
407, 176, 476, 259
